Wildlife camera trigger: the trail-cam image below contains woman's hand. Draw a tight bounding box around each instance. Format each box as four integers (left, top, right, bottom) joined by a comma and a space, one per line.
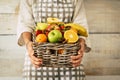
26, 41, 43, 68
71, 38, 85, 67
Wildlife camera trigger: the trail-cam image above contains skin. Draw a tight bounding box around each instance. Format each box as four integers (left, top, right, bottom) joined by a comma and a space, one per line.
22, 32, 85, 68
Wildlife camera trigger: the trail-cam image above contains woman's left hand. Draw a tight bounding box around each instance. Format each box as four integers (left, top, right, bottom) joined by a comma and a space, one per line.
71, 38, 85, 67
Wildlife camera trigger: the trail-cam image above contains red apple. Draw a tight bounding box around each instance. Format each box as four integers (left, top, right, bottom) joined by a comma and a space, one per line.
59, 23, 65, 30
45, 31, 49, 37
46, 25, 54, 31
60, 26, 64, 30
36, 30, 42, 36
46, 24, 60, 31
54, 25, 60, 30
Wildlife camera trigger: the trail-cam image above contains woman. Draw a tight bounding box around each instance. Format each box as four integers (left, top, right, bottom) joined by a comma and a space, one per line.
17, 0, 90, 80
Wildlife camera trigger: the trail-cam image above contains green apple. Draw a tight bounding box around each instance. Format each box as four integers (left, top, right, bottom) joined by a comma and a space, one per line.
37, 23, 48, 30
48, 30, 62, 43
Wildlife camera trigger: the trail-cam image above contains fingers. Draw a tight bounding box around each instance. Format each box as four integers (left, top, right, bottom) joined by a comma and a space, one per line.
70, 42, 85, 67
71, 53, 83, 60
29, 53, 43, 68
26, 42, 43, 68
72, 61, 82, 67
71, 58, 82, 67
71, 53, 83, 67
71, 54, 82, 64
30, 58, 43, 68
30, 53, 42, 62
30, 55, 43, 68
71, 58, 81, 64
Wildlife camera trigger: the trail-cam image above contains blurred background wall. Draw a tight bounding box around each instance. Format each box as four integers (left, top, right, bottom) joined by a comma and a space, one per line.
0, 0, 120, 79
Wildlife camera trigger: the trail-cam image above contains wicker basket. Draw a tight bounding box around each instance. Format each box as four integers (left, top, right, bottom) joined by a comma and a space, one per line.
32, 33, 81, 67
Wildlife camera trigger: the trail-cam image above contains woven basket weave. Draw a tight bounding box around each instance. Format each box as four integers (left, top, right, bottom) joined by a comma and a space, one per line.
32, 33, 80, 67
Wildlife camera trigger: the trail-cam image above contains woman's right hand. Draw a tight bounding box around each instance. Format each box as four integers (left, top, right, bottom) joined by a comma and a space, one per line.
26, 41, 43, 68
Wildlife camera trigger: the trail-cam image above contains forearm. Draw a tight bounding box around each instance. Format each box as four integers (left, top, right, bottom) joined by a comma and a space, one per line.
79, 38, 85, 48
22, 32, 32, 45
22, 32, 42, 67
79, 38, 85, 43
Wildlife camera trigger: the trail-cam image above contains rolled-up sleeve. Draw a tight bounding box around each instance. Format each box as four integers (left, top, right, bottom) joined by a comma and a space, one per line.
73, 0, 91, 52
17, 0, 35, 46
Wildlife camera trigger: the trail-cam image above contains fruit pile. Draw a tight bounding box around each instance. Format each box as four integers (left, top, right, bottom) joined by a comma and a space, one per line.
35, 18, 88, 44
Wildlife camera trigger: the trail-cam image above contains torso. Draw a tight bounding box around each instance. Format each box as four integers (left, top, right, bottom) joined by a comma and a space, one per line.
32, 0, 75, 23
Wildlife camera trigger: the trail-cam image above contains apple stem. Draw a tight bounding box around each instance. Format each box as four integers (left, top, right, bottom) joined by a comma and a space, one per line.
52, 32, 55, 35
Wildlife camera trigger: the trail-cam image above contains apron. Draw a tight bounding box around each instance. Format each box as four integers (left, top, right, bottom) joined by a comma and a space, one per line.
23, 0, 86, 80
